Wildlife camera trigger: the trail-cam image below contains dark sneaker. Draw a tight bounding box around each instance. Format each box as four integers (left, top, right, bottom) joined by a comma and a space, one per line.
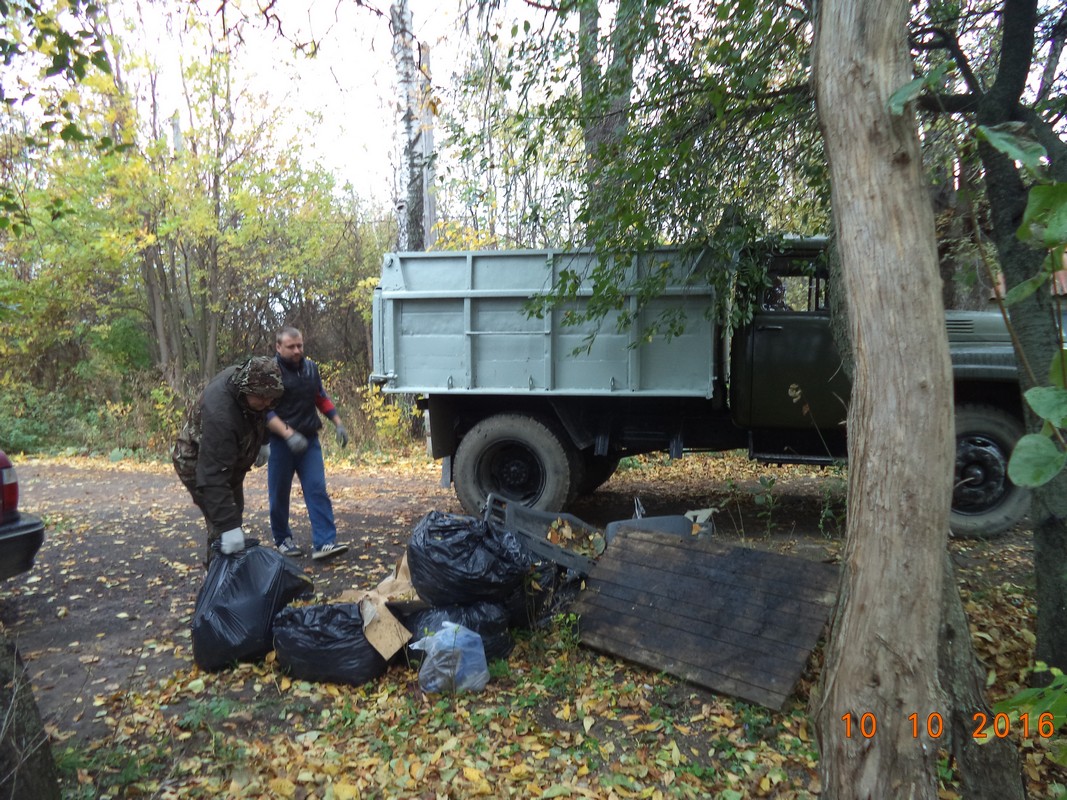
312, 542, 348, 561
277, 538, 304, 557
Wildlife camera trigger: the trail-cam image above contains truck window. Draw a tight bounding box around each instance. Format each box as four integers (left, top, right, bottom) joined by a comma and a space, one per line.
764, 273, 827, 313
764, 253, 830, 313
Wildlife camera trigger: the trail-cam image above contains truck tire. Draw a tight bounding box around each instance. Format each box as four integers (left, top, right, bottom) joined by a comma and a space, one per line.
951, 404, 1030, 539
454, 414, 573, 515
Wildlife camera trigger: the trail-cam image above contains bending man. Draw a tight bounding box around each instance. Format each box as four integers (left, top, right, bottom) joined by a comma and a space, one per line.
172, 356, 285, 567
267, 326, 350, 561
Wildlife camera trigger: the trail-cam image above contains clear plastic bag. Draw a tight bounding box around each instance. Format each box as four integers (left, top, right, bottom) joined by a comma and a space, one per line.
409, 622, 490, 693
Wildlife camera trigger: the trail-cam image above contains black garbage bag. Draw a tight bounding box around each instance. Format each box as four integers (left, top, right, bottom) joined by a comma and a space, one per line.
407, 511, 532, 607
191, 541, 313, 671
273, 604, 388, 686
505, 563, 584, 630
402, 600, 513, 663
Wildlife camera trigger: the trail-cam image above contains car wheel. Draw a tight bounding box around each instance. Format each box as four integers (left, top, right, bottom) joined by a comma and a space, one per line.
951, 404, 1030, 538
454, 414, 573, 515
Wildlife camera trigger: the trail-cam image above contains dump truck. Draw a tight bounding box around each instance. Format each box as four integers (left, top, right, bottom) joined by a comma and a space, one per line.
371, 238, 1029, 537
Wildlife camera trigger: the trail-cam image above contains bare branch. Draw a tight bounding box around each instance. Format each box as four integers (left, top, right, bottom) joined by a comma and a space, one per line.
1037, 8, 1067, 103
910, 26, 983, 94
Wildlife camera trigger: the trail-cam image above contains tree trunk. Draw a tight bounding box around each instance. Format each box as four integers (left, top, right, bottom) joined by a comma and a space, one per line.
937, 551, 1026, 798
812, 0, 952, 796
576, 0, 648, 242
391, 0, 425, 251
975, 0, 1067, 673
0, 637, 60, 800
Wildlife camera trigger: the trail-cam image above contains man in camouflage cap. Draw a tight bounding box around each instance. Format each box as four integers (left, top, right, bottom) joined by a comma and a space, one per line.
172, 356, 285, 566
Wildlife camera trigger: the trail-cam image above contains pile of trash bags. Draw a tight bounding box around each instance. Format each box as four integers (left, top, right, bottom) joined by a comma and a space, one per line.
189, 509, 587, 693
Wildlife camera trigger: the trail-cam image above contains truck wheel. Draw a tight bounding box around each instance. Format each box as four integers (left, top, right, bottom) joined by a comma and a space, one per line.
576, 451, 621, 496
951, 404, 1030, 539
454, 414, 573, 515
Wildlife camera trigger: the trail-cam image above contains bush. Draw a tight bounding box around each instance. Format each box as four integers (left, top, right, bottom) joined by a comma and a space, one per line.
0, 375, 181, 457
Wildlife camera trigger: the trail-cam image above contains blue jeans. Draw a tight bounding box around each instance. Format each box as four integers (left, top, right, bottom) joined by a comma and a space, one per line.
267, 433, 337, 549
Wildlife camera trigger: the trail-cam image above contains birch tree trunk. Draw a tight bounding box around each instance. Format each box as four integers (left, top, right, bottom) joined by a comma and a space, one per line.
812, 0, 952, 795
391, 0, 424, 251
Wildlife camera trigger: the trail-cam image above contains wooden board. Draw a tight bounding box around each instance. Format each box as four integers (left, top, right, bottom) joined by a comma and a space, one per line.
571, 529, 839, 710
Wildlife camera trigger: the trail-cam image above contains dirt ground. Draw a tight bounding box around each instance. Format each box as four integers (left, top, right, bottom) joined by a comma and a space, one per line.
0, 452, 1035, 750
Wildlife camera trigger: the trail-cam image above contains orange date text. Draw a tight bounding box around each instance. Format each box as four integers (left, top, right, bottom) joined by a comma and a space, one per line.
839, 712, 1057, 739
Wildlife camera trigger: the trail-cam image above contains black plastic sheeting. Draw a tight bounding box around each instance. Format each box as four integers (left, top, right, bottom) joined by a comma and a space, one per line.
273, 603, 388, 686
407, 511, 531, 607
401, 600, 513, 663
191, 541, 313, 671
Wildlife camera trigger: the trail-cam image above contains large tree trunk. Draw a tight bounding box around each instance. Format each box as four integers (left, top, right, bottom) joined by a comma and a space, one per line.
976, 0, 1067, 673
937, 551, 1026, 798
0, 638, 60, 800
812, 0, 952, 795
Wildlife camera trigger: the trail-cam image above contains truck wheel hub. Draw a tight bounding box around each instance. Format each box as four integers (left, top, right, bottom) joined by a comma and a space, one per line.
954, 436, 1007, 513
485, 443, 544, 500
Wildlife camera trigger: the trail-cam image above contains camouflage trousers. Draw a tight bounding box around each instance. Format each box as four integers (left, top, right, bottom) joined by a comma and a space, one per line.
174, 468, 245, 569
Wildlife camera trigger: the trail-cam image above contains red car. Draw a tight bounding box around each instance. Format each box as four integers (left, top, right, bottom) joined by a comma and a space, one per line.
0, 449, 45, 580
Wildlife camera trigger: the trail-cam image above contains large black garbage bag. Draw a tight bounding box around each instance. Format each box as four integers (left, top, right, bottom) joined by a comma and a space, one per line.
407, 511, 532, 606
273, 604, 388, 686
191, 542, 313, 671
402, 600, 513, 663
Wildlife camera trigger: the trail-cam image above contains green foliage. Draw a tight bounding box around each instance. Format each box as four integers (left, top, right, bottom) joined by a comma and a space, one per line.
0, 378, 179, 456
444, 0, 828, 258
752, 474, 778, 534
358, 385, 421, 450
975, 123, 1050, 177
0, 0, 114, 233
818, 465, 848, 538
981, 125, 1067, 489
888, 63, 951, 116
987, 663, 1067, 768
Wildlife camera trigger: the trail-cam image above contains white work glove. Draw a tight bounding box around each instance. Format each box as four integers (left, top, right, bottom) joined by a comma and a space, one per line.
254, 444, 270, 467
220, 527, 246, 555
285, 431, 309, 456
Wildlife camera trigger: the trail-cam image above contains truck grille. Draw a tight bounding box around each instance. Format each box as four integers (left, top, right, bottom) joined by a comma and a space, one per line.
945, 318, 975, 335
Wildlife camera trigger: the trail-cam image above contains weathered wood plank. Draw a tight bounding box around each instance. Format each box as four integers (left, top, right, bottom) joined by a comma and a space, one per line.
572, 531, 839, 709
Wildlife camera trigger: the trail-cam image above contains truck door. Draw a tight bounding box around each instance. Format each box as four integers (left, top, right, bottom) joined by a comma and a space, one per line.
731, 265, 851, 435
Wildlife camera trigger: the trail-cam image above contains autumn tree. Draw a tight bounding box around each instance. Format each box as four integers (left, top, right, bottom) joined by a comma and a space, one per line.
968, 0, 1067, 672
811, 0, 1025, 793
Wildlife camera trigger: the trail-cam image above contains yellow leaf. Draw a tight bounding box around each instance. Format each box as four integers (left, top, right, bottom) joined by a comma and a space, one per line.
669, 740, 681, 765
760, 776, 771, 791
583, 716, 595, 734
279, 676, 291, 692
464, 766, 484, 782
333, 783, 360, 800
269, 777, 296, 798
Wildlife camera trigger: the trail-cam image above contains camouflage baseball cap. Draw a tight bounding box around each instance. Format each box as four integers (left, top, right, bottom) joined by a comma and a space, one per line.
233, 356, 285, 400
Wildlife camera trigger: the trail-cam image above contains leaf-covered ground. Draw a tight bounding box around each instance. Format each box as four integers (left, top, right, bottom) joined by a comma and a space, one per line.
0, 451, 1060, 798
